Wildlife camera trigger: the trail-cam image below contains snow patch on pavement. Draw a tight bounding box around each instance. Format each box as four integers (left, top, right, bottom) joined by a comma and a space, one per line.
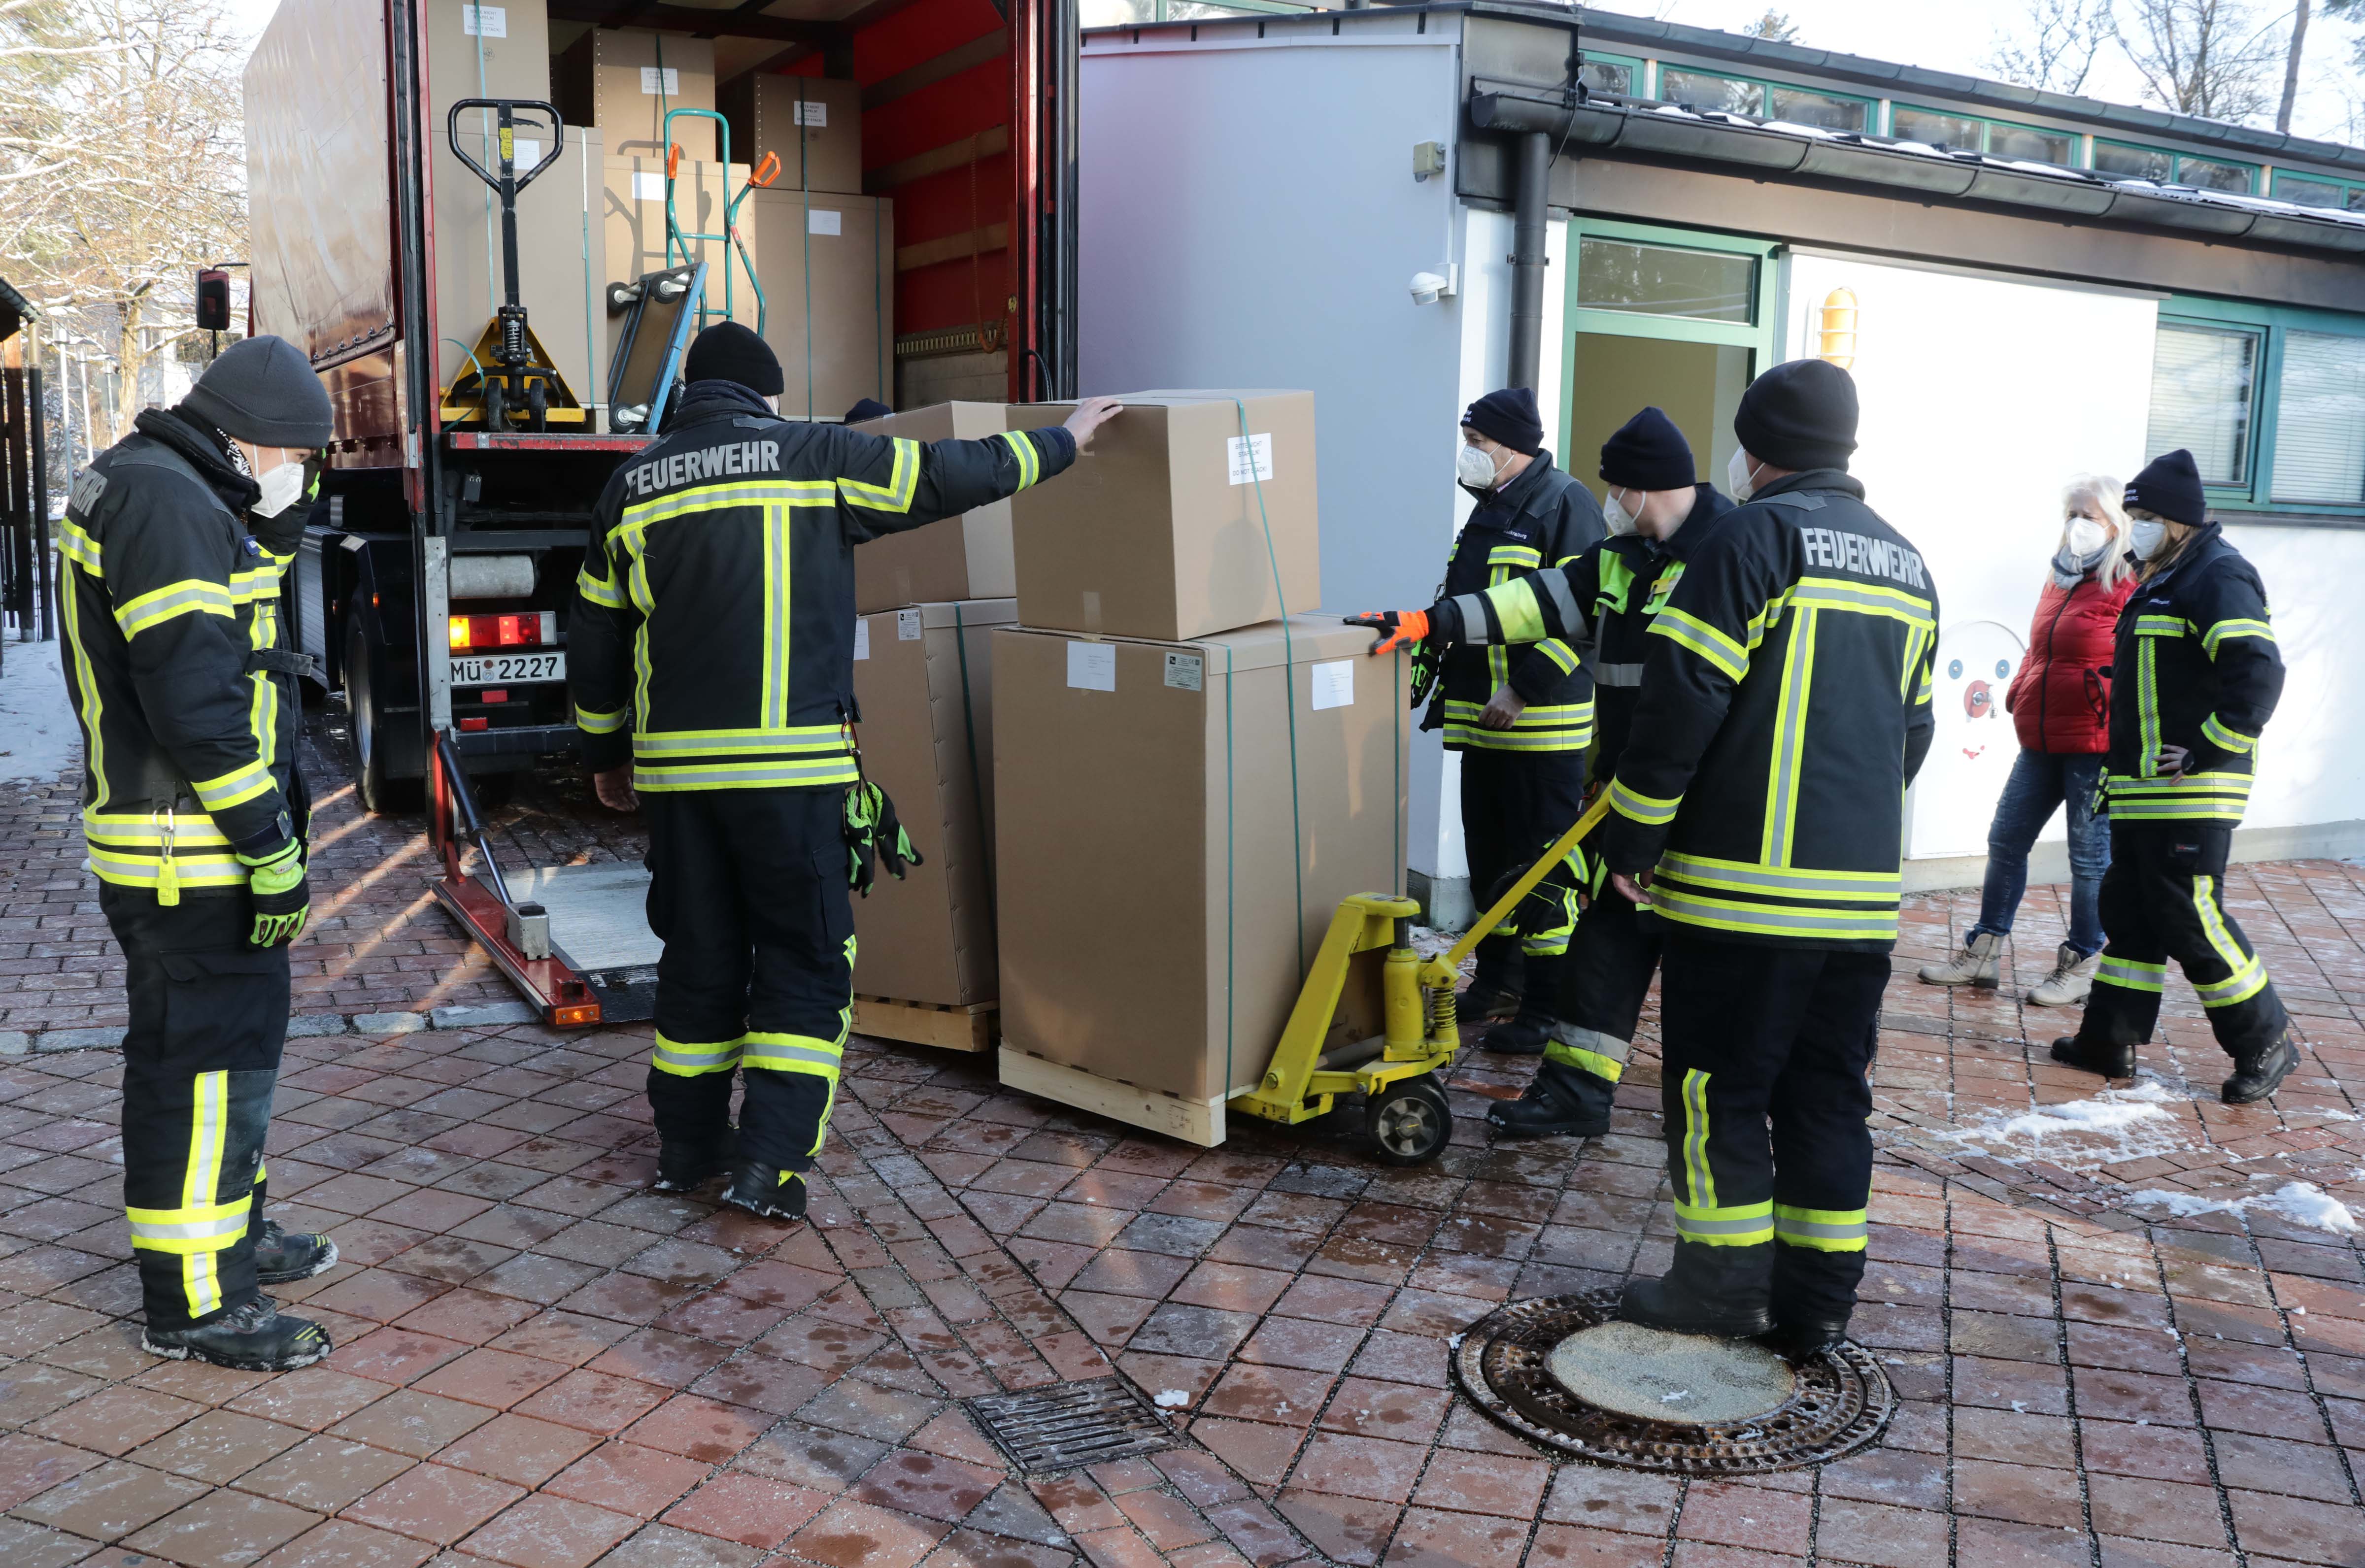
0, 640, 75, 785
2123, 1181, 2359, 1235
1944, 1079, 2199, 1169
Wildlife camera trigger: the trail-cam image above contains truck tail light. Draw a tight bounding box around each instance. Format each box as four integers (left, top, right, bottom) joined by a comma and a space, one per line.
449, 612, 559, 650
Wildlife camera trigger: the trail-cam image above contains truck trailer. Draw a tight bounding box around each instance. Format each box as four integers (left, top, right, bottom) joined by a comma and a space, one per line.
243, 0, 1081, 1024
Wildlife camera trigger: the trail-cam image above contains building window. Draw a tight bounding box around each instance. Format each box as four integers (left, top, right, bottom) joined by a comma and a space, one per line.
1892, 105, 1982, 149
1580, 55, 1637, 96
1659, 68, 1764, 117
2178, 156, 2254, 194
2271, 333, 2365, 504
1576, 238, 1755, 324
2095, 141, 2174, 181
1988, 123, 2074, 165
2148, 324, 2258, 486
1766, 84, 1871, 133
1653, 68, 1873, 132
2274, 171, 2365, 211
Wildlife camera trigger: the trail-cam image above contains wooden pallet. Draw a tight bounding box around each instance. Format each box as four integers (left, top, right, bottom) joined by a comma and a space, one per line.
996, 1048, 1227, 1147
851, 995, 997, 1053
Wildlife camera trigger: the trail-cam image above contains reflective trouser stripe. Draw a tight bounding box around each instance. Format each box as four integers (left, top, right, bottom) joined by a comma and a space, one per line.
2096, 956, 2166, 993
652, 1034, 743, 1076
740, 1034, 844, 1074
2192, 879, 2271, 1008
1680, 1069, 1716, 1211
125, 1070, 243, 1318
1674, 1199, 1774, 1246
1543, 1024, 1627, 1082
1774, 1204, 1868, 1252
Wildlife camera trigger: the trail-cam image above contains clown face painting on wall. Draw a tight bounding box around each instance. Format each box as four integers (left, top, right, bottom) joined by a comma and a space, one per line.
1906, 620, 2028, 859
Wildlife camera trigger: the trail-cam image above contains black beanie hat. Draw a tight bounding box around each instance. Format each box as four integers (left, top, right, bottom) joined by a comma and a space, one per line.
844, 398, 892, 425
181, 335, 333, 449
1599, 406, 1696, 492
2125, 449, 2207, 526
684, 321, 784, 397
1462, 386, 1545, 456
1733, 358, 1859, 473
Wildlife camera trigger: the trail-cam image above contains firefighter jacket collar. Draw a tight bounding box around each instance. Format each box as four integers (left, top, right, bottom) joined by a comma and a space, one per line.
2139, 521, 2224, 594
1745, 467, 1865, 509
134, 407, 259, 516
676, 379, 778, 424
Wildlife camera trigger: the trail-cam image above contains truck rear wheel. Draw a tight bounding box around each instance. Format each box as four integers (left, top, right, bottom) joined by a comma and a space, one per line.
345, 623, 420, 815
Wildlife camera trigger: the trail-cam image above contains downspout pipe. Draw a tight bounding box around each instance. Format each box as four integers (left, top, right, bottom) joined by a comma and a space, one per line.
1507, 130, 1551, 393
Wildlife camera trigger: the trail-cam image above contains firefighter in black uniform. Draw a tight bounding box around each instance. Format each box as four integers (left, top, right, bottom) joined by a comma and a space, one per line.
1356, 409, 1736, 1135
1430, 387, 1606, 1053
1596, 361, 1938, 1355
572, 324, 1118, 1220
2051, 450, 2295, 1103
59, 337, 340, 1370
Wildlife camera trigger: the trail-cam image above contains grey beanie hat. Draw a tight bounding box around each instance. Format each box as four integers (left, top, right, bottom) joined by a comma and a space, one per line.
181, 335, 334, 448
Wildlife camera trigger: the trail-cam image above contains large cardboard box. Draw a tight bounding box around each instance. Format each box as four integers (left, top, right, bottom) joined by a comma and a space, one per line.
850, 600, 1011, 1008
851, 403, 1014, 611
435, 125, 607, 414
748, 189, 895, 421
557, 28, 716, 160
1005, 391, 1320, 644
994, 616, 1409, 1109
425, 0, 551, 113
718, 75, 865, 194
601, 154, 758, 330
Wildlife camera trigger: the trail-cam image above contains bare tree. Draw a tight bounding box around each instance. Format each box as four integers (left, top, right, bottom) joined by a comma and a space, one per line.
2111, 0, 2287, 123
1985, 0, 2116, 94
2276, 0, 2365, 132
0, 0, 247, 445
1741, 9, 1800, 41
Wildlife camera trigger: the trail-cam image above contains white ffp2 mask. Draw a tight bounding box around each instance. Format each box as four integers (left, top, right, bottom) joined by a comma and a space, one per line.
1602, 488, 1639, 535
1726, 447, 1761, 501
2064, 518, 2110, 559
251, 460, 306, 519
1456, 444, 1502, 490
2128, 520, 2169, 560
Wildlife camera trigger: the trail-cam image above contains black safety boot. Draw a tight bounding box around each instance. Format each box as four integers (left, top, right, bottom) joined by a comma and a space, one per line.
1618, 1242, 1774, 1338
1459, 978, 1523, 1022
252, 1220, 339, 1285
1759, 1316, 1852, 1361
142, 1296, 332, 1371
720, 1161, 808, 1222
1481, 1012, 1550, 1056
1461, 936, 1523, 1021
653, 1129, 737, 1193
2222, 1034, 2297, 1105
1488, 1062, 1611, 1139
2050, 1034, 2134, 1079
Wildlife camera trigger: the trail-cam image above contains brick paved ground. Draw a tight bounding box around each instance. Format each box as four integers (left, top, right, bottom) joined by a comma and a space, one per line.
4, 713, 2365, 1566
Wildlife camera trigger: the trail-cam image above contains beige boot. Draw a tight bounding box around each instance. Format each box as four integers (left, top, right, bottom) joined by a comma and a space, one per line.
1918, 931, 2001, 989
2027, 943, 2101, 1006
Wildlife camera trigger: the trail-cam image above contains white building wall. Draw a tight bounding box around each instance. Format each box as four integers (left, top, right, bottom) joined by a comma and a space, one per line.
1080, 24, 1520, 908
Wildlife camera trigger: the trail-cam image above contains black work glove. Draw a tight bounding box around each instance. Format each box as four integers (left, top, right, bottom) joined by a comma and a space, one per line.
1481, 838, 1590, 928
844, 780, 923, 898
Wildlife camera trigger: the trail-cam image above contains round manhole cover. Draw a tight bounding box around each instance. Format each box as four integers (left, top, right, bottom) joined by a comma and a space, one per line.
1452, 1289, 1894, 1474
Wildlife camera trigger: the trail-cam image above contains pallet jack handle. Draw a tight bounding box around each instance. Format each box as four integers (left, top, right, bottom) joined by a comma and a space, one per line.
435, 727, 514, 909
1421, 790, 1614, 988
444, 100, 567, 317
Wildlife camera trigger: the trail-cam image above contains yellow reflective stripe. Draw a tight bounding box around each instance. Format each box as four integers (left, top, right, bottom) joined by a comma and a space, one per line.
2106, 770, 2254, 797
2108, 798, 2248, 822
996, 430, 1042, 490
1761, 608, 1816, 866
1542, 1043, 1624, 1081
1651, 606, 1748, 681
575, 705, 629, 735
2201, 618, 2274, 655
190, 760, 274, 813
1487, 544, 1543, 568
1445, 726, 1595, 753
2134, 615, 2187, 637
2192, 877, 2269, 1008
116, 578, 236, 636
1441, 700, 1594, 721
126, 1197, 252, 1254
1489, 578, 1549, 643
1773, 1204, 1867, 1252
632, 726, 849, 757
231, 567, 281, 603
2199, 714, 2255, 754
741, 1030, 846, 1074
634, 757, 861, 791
1537, 638, 1580, 676
1656, 852, 1900, 901
185, 1071, 226, 1210
1608, 777, 1680, 826
761, 504, 790, 729
1790, 576, 1936, 629
63, 585, 108, 808
2137, 637, 2161, 776
82, 811, 236, 847
838, 436, 921, 512
58, 518, 103, 576
85, 846, 246, 889
1680, 1069, 1717, 1211
620, 479, 835, 533
652, 1034, 743, 1077
1646, 884, 1899, 942
2096, 956, 2166, 993
576, 563, 627, 609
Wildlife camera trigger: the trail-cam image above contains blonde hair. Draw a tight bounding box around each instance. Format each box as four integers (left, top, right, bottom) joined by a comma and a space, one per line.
2059, 474, 2133, 590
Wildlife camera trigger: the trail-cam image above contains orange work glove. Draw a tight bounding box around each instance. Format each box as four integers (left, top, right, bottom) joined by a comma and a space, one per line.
1344, 608, 1431, 657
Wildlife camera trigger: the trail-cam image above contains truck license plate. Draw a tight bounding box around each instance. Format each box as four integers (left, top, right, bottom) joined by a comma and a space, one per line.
451, 653, 567, 686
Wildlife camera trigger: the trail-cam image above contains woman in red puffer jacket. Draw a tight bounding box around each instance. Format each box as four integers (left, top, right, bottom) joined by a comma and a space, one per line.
1921, 477, 2135, 1005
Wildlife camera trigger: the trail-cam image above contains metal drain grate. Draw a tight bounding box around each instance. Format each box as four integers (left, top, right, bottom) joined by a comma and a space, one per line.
1453, 1289, 1894, 1474
967, 1378, 1178, 1475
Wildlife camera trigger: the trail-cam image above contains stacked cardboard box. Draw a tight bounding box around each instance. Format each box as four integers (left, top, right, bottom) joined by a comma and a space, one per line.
556, 29, 717, 159
750, 189, 895, 420
719, 76, 865, 194
840, 404, 1022, 1048
986, 391, 1410, 1145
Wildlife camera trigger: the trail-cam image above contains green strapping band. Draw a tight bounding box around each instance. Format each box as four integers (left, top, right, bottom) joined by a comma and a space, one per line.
1224, 642, 1237, 1099
1235, 398, 1306, 976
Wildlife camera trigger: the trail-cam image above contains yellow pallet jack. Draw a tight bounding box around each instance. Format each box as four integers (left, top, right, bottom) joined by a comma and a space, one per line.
1229, 791, 1614, 1165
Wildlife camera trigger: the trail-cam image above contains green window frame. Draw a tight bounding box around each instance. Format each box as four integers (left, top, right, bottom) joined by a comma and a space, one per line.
2272, 169, 2365, 213
2094, 139, 2258, 194
1558, 219, 1783, 461
2150, 294, 2365, 521
1889, 103, 2077, 167
1579, 50, 1644, 98
1652, 66, 1876, 134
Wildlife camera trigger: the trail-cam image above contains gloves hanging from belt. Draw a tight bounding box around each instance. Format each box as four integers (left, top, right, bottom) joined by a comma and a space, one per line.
239, 840, 310, 947
843, 779, 923, 898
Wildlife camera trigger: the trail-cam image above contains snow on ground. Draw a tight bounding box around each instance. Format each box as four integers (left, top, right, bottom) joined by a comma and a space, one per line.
2123, 1180, 2360, 1236
0, 639, 75, 785
1943, 1078, 2201, 1170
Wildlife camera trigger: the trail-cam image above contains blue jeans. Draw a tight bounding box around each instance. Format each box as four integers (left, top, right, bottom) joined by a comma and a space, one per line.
1970, 749, 2110, 957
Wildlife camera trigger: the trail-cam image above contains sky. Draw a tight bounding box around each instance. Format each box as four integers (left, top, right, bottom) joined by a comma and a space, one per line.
224, 0, 2365, 146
